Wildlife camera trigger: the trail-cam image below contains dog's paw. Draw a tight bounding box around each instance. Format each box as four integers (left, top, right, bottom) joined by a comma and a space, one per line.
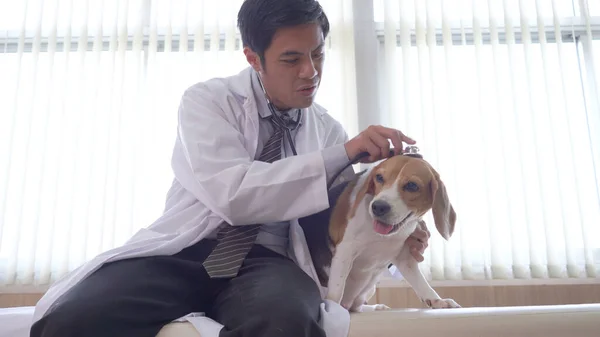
424, 298, 461, 309
355, 304, 392, 312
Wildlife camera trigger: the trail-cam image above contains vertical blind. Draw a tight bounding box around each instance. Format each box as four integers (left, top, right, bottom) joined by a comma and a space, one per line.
1, 0, 599, 288
0, 0, 357, 287
377, 0, 600, 281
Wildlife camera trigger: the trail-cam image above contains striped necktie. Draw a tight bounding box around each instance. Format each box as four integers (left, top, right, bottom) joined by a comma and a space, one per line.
202, 115, 286, 278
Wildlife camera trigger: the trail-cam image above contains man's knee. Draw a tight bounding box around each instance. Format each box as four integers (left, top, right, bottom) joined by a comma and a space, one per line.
221, 301, 325, 337
264, 303, 325, 337
217, 274, 326, 336
216, 255, 328, 336
248, 275, 325, 336
258, 269, 324, 335
30, 299, 106, 337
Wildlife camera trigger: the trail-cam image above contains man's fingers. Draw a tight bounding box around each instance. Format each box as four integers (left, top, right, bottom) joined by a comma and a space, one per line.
368, 130, 391, 149
398, 130, 416, 144
364, 141, 381, 162
352, 125, 417, 163
388, 130, 404, 152
389, 126, 416, 145
376, 126, 415, 152
408, 220, 428, 262
367, 131, 391, 159
411, 247, 425, 262
412, 231, 428, 243
407, 236, 425, 250
418, 220, 431, 237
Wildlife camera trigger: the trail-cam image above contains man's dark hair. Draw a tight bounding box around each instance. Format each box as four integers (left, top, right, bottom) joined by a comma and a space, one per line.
237, 0, 330, 66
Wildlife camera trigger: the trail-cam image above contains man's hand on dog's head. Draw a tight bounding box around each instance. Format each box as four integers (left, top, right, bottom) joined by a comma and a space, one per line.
345, 125, 416, 163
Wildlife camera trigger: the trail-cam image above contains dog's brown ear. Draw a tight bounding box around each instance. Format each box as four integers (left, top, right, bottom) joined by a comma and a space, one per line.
350, 169, 377, 217
430, 170, 456, 240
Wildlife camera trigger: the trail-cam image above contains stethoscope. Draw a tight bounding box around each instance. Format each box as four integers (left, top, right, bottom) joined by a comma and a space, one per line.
255, 72, 423, 190
256, 71, 302, 156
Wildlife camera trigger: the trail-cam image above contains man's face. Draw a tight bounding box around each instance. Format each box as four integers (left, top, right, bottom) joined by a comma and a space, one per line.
244, 23, 325, 110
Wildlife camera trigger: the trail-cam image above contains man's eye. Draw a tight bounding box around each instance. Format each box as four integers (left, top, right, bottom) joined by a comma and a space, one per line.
375, 174, 384, 183
312, 52, 324, 59
282, 59, 299, 64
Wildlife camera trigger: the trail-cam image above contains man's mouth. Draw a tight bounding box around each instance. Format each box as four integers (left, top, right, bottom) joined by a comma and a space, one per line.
298, 83, 317, 90
372, 212, 413, 235
297, 84, 317, 96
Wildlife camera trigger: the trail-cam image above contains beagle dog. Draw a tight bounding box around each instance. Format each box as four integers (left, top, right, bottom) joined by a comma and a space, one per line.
299, 154, 460, 312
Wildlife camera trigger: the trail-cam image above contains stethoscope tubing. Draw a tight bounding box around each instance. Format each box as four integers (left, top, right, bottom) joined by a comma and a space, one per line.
267, 101, 301, 156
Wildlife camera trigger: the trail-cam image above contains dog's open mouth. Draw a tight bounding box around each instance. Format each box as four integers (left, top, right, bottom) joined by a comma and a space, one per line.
372, 212, 413, 235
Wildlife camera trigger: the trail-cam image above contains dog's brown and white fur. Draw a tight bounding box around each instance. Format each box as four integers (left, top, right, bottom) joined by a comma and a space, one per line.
324, 154, 460, 312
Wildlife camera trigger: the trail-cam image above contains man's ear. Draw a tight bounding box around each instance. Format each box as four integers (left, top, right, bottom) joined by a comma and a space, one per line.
243, 47, 262, 73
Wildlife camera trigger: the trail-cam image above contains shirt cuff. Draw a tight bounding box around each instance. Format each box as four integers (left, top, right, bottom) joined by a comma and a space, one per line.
321, 143, 353, 186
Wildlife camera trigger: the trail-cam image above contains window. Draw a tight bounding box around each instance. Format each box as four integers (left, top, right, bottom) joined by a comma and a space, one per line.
369, 0, 600, 281
0, 0, 598, 288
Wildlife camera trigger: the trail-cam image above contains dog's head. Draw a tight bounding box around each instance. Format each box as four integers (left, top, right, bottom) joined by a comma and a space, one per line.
354, 155, 456, 239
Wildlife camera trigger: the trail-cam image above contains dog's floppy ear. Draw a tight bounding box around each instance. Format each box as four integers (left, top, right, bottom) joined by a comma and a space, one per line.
430, 170, 456, 240
350, 168, 377, 217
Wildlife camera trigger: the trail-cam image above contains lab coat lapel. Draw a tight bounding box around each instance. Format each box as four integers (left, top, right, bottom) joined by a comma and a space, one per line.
242, 92, 260, 159
287, 107, 328, 298
289, 106, 350, 337
230, 67, 262, 159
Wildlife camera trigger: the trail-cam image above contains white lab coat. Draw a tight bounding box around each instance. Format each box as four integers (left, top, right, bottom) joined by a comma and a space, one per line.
31, 67, 354, 337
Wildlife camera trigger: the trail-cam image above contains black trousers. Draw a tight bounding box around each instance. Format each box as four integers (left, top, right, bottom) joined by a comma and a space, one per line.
29, 239, 326, 337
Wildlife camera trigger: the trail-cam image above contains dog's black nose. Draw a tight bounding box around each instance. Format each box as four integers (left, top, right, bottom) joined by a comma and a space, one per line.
371, 200, 391, 216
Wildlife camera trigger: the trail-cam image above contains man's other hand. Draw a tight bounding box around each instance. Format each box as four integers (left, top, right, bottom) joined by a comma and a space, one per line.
406, 220, 430, 262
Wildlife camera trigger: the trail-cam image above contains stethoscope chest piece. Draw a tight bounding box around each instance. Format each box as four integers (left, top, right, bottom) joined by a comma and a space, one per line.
403, 145, 423, 159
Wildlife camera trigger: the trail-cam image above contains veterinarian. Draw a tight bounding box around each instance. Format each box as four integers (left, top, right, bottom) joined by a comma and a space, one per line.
29, 0, 431, 336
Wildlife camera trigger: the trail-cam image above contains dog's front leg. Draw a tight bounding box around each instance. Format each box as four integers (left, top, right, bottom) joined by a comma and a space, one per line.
351, 284, 391, 312
326, 242, 355, 306
392, 248, 460, 309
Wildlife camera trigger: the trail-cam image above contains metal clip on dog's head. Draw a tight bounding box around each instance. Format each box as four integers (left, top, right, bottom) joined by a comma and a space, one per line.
402, 145, 423, 159
327, 146, 423, 190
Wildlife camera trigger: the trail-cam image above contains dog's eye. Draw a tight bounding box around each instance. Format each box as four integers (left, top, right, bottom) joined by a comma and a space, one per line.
403, 182, 419, 192
375, 174, 384, 183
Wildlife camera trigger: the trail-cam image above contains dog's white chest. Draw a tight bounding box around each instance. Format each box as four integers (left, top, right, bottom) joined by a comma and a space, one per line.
347, 233, 409, 270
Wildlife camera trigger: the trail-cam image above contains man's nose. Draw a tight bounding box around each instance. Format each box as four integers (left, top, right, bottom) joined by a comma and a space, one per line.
299, 60, 317, 79
371, 200, 391, 217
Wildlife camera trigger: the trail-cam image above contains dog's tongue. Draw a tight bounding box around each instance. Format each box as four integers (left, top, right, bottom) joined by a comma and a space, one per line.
373, 220, 394, 235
